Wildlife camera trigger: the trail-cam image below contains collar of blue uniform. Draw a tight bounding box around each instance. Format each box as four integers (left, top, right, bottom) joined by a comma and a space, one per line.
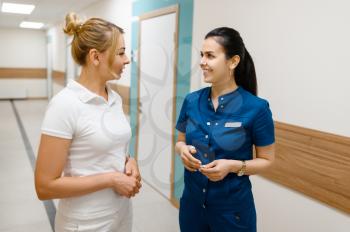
207, 85, 241, 102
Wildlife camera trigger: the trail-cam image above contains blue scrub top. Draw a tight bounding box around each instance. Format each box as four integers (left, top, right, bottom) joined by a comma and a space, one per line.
176, 86, 275, 210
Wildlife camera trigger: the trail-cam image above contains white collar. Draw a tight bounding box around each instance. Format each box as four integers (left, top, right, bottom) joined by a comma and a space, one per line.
67, 80, 118, 105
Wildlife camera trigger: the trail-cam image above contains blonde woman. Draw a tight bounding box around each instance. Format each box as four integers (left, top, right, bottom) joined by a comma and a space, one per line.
35, 13, 141, 231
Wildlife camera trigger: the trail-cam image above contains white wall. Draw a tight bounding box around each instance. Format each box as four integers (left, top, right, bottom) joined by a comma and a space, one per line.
0, 79, 47, 98
0, 28, 46, 68
251, 175, 350, 232
192, 0, 350, 231
0, 28, 47, 98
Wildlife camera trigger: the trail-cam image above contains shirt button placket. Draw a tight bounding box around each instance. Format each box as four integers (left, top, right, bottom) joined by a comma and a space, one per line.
219, 97, 224, 110
202, 177, 209, 210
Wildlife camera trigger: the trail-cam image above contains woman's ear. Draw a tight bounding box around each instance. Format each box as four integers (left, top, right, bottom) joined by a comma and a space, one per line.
230, 55, 240, 69
88, 48, 100, 66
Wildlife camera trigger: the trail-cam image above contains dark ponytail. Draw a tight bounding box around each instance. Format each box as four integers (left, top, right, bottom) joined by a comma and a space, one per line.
235, 48, 257, 95
205, 27, 257, 96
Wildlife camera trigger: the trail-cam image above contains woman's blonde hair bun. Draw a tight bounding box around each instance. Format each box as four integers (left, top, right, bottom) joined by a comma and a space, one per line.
63, 12, 83, 36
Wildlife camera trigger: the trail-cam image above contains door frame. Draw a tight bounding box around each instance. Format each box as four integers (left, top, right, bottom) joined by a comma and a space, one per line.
134, 4, 179, 204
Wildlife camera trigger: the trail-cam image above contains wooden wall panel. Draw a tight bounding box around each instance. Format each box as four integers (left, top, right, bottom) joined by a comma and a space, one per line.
261, 121, 350, 214
52, 70, 65, 86
0, 68, 66, 88
0, 68, 46, 78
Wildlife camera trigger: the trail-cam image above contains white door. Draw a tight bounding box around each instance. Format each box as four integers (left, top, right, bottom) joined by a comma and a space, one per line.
137, 12, 177, 198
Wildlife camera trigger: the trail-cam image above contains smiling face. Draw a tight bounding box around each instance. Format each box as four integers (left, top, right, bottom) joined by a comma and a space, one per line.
110, 35, 130, 80
200, 37, 232, 85
98, 34, 130, 81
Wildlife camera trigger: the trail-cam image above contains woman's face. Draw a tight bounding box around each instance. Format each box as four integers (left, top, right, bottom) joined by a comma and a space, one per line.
111, 35, 130, 79
100, 35, 130, 81
200, 37, 231, 84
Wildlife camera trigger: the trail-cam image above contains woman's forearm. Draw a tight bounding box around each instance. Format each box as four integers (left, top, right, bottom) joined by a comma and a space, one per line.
235, 144, 275, 176
242, 157, 273, 175
226, 157, 274, 176
35, 172, 117, 200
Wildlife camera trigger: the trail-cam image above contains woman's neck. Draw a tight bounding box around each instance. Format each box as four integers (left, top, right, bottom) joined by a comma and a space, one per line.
211, 79, 238, 99
77, 67, 108, 99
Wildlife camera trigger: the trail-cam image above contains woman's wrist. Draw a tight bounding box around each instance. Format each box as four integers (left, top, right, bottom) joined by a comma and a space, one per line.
127, 157, 136, 164
230, 160, 243, 173
108, 172, 122, 188
176, 142, 186, 154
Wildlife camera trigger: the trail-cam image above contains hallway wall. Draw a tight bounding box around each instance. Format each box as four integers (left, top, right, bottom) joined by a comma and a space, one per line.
0, 28, 46, 68
0, 28, 47, 98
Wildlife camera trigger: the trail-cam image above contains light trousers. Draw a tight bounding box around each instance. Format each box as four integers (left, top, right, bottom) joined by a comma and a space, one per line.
55, 199, 132, 232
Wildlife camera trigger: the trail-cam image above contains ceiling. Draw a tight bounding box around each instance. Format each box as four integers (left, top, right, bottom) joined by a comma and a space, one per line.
0, 0, 100, 30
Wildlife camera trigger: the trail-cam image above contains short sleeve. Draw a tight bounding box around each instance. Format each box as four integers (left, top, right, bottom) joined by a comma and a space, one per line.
175, 96, 188, 133
41, 98, 76, 139
252, 101, 275, 146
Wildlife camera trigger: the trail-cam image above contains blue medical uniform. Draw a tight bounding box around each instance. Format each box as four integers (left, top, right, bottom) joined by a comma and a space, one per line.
176, 86, 275, 232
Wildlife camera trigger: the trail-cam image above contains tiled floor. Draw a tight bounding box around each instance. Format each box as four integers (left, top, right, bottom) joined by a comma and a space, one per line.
0, 99, 180, 232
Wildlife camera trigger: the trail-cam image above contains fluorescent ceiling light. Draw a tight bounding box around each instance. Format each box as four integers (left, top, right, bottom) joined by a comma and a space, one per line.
1, 2, 35, 14
20, 21, 44, 29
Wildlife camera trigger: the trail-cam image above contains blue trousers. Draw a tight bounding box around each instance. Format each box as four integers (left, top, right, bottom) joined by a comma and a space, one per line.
179, 196, 257, 232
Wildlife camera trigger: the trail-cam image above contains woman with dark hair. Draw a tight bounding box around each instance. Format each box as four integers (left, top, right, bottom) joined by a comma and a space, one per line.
175, 27, 275, 232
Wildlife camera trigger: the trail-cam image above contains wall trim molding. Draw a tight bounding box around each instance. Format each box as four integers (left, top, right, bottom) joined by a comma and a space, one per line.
0, 67, 46, 78
52, 70, 65, 86
262, 121, 350, 214
0, 67, 66, 87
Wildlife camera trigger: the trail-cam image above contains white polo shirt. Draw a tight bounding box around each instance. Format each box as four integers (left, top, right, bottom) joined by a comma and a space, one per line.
41, 79, 132, 219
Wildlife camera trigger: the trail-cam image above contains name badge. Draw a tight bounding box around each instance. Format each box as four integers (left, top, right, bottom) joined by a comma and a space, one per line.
224, 122, 242, 127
